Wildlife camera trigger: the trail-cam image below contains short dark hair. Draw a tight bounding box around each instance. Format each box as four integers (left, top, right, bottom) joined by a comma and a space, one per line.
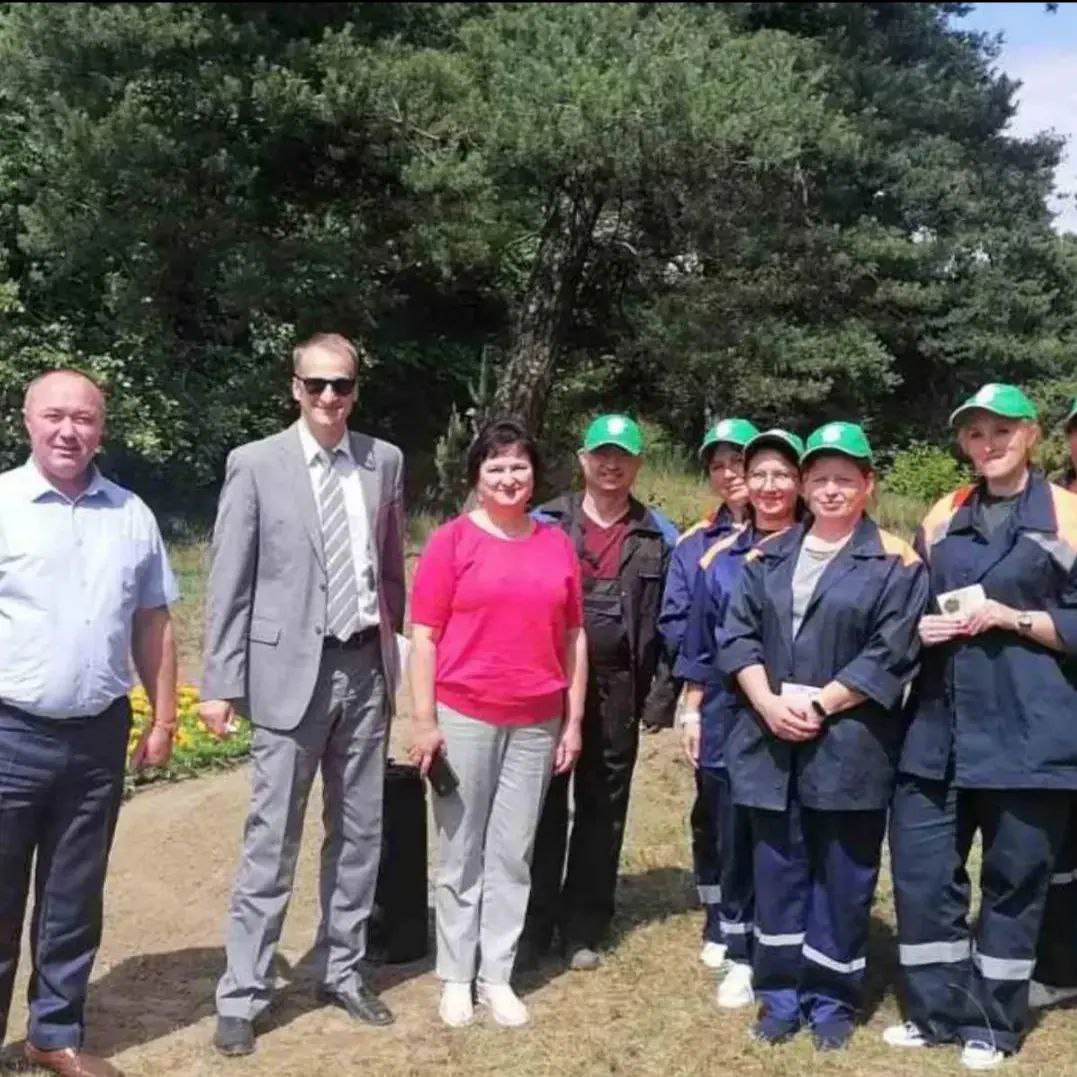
466, 418, 543, 488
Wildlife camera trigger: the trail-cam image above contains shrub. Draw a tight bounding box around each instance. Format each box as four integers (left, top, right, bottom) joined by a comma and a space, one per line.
126, 684, 251, 791
882, 442, 971, 505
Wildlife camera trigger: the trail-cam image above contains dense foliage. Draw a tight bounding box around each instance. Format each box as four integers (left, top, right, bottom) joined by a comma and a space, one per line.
0, 2, 1074, 510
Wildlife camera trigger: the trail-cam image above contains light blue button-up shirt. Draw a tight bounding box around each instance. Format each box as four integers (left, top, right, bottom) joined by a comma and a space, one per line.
0, 459, 179, 719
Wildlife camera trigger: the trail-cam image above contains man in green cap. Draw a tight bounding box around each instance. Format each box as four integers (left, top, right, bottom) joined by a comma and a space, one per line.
524, 414, 679, 971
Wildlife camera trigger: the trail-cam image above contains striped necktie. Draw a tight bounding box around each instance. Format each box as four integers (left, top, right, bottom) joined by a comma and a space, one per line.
319, 449, 359, 641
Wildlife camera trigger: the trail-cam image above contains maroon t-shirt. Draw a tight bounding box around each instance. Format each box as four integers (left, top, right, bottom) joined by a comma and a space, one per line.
580, 513, 629, 581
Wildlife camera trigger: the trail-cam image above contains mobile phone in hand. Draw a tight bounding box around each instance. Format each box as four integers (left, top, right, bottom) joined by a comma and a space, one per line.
427, 751, 460, 797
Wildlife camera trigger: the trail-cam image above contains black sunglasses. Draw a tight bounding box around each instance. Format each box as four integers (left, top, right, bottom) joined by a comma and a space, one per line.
295, 376, 356, 397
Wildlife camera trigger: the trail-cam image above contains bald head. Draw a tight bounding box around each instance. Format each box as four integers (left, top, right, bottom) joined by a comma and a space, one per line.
24, 369, 105, 416
23, 368, 106, 496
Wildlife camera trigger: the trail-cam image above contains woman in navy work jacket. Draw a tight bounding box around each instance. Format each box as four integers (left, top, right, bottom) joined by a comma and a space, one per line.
885, 384, 1077, 1071
719, 421, 929, 1051
676, 429, 804, 1009
1030, 397, 1077, 1011
657, 417, 758, 970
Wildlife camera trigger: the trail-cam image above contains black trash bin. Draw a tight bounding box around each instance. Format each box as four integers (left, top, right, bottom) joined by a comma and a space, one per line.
368, 760, 430, 964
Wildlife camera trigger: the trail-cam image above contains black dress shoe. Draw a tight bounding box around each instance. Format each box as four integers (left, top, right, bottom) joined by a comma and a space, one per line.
213, 1016, 255, 1057
317, 983, 395, 1026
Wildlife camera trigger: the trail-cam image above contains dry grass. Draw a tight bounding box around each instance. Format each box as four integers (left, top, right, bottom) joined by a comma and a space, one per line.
4, 734, 1075, 1076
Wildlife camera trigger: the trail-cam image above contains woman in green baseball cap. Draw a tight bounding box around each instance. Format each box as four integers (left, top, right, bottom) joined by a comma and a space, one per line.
1059, 399, 1077, 491
675, 428, 804, 1007
658, 418, 758, 967
887, 382, 1077, 1069
657, 417, 759, 971
718, 421, 929, 1050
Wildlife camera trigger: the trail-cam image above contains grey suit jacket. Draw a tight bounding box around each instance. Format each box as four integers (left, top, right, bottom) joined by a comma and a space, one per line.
200, 422, 406, 730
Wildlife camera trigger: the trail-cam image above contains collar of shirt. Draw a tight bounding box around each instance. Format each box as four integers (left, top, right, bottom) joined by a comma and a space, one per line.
20, 457, 116, 505
949, 470, 1054, 538
296, 419, 353, 467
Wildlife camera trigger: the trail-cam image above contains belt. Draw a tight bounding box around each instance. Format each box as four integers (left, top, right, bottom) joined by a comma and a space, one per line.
322, 625, 379, 651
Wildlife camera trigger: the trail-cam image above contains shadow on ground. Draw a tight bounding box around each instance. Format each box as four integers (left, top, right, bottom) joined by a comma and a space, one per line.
63, 921, 439, 1056
514, 865, 699, 995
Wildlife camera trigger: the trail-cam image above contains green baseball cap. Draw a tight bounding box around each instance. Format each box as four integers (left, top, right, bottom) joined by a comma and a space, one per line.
699, 417, 759, 458
801, 421, 874, 467
1063, 398, 1077, 430
949, 383, 1038, 427
581, 413, 644, 455
744, 428, 805, 465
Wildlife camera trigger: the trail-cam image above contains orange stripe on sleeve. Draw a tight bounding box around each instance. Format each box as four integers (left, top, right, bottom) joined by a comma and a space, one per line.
1049, 485, 1077, 549
698, 529, 743, 571
920, 485, 976, 549
877, 528, 922, 568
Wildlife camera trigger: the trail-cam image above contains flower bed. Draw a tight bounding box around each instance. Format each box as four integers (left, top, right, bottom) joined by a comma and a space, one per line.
126, 684, 251, 790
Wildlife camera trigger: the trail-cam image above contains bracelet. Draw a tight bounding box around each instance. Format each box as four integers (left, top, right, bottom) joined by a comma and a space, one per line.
679, 710, 702, 728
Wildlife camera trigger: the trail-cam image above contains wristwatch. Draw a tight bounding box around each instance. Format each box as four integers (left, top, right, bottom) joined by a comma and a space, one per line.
810, 699, 828, 721
1016, 612, 1034, 634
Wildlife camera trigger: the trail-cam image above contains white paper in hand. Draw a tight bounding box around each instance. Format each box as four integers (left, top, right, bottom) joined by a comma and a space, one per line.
936, 584, 986, 617
781, 682, 822, 701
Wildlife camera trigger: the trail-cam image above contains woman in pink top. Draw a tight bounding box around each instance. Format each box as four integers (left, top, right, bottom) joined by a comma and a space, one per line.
409, 419, 587, 1029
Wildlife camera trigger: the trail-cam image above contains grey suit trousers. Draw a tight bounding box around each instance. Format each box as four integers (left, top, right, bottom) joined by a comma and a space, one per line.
216, 640, 386, 1019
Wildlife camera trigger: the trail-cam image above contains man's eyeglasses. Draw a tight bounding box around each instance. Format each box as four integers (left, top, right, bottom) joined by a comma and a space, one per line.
295, 376, 357, 397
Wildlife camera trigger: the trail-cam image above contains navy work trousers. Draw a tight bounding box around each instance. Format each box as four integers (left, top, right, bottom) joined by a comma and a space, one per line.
692, 765, 754, 962
0, 698, 130, 1050
528, 663, 639, 950
890, 774, 1070, 1053
751, 796, 886, 1032
1035, 799, 1077, 988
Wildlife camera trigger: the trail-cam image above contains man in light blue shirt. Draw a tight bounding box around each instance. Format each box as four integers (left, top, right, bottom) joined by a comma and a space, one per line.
0, 369, 178, 1077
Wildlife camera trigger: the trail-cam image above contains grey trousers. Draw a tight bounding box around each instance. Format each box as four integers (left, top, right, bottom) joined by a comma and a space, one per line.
216, 642, 387, 1020
434, 705, 559, 985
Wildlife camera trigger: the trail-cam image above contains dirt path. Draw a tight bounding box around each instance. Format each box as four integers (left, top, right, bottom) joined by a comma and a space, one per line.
4, 734, 1075, 1076
0, 735, 700, 1077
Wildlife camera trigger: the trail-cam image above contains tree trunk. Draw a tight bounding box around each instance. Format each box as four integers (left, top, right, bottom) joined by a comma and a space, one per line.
491, 174, 604, 432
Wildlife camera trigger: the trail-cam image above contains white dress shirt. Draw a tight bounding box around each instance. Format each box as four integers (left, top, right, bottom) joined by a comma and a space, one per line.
0, 459, 179, 717
297, 419, 379, 633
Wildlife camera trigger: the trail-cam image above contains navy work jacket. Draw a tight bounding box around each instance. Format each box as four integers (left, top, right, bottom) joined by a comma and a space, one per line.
675, 525, 760, 768
658, 504, 738, 662
900, 473, 1077, 789
719, 516, 929, 812
534, 493, 679, 725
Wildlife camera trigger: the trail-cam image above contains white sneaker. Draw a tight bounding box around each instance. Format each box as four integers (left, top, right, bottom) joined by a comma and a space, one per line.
882, 1021, 927, 1048
477, 982, 529, 1027
439, 981, 474, 1028
1029, 980, 1077, 1009
961, 1041, 1004, 1070
700, 941, 728, 969
716, 961, 754, 1008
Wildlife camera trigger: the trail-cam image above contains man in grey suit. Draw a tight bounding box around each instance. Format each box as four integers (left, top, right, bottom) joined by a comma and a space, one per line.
199, 332, 406, 1056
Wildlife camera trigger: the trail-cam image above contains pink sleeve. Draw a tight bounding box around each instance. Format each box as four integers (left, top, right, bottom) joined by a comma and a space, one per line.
410, 520, 458, 629
561, 532, 584, 629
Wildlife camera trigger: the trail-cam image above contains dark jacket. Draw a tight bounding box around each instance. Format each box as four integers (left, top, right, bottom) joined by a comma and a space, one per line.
675, 525, 759, 768
535, 493, 679, 727
658, 504, 739, 662
719, 516, 929, 811
900, 472, 1077, 789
